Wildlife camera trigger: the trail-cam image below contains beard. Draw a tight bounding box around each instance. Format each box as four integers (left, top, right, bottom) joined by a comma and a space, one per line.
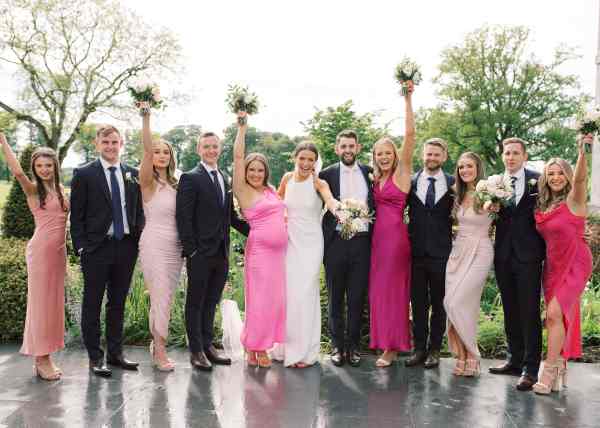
424, 160, 442, 173
339, 153, 357, 166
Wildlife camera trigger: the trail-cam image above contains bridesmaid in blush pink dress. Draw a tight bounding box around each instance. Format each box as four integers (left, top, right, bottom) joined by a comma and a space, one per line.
138, 111, 183, 371
1, 133, 68, 381
369, 83, 416, 367
532, 136, 593, 395
232, 112, 287, 368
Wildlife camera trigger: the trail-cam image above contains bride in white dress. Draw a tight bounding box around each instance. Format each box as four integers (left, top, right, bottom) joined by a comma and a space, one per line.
276, 141, 338, 367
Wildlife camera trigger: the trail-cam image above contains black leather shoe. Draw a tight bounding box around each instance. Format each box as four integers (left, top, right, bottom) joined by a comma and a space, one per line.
89, 360, 112, 377
205, 345, 231, 365
107, 355, 139, 370
489, 362, 522, 376
190, 352, 213, 371
516, 374, 536, 391
330, 348, 345, 367
347, 350, 361, 367
405, 350, 427, 367
424, 350, 440, 369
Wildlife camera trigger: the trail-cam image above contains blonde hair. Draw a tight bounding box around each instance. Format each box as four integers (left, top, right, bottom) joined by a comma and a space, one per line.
537, 158, 573, 212
371, 137, 399, 181
152, 139, 178, 189
423, 138, 448, 153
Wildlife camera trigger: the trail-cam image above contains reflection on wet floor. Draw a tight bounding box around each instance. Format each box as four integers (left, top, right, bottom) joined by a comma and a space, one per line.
1, 344, 599, 427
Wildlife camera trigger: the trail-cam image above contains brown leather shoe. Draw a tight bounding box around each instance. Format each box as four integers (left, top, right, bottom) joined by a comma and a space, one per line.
205, 345, 231, 365
405, 350, 427, 367
489, 362, 522, 376
424, 350, 440, 369
190, 352, 213, 371
516, 374, 536, 391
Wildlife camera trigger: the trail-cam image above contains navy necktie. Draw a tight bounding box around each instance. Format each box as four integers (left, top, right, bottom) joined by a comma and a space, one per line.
108, 166, 125, 240
425, 177, 436, 208
211, 170, 224, 207
510, 176, 518, 205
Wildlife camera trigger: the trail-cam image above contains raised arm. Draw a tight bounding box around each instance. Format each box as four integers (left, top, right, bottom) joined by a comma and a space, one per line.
0, 132, 36, 196
139, 111, 156, 195
232, 112, 253, 207
395, 82, 416, 193
567, 134, 591, 215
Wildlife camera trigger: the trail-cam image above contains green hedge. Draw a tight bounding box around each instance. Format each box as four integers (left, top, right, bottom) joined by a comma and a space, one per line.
0, 238, 28, 341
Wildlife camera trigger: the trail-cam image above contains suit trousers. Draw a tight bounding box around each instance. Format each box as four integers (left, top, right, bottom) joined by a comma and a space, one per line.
80, 235, 138, 362
495, 257, 543, 376
324, 234, 370, 350
410, 256, 447, 352
185, 248, 229, 353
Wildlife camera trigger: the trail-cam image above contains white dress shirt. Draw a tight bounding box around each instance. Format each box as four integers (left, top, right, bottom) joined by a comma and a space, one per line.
339, 161, 369, 233
99, 157, 130, 235
416, 169, 448, 205
201, 161, 225, 202
504, 167, 526, 205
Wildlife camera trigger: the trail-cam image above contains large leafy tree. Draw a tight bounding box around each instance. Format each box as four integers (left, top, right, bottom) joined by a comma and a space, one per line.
161, 124, 203, 171
302, 100, 389, 167
0, 0, 182, 164
426, 25, 587, 172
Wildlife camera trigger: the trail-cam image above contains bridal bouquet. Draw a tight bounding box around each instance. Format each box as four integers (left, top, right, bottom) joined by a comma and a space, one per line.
128, 82, 164, 115
226, 84, 260, 125
394, 57, 423, 96
575, 107, 600, 135
335, 199, 374, 240
475, 175, 515, 219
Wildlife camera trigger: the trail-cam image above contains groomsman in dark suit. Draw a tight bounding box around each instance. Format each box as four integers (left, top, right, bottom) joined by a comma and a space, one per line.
405, 138, 455, 369
489, 137, 545, 391
176, 132, 249, 371
70, 125, 145, 377
319, 130, 375, 367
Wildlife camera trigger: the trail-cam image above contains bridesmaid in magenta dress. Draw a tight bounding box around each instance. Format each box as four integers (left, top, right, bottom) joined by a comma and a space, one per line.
1, 133, 68, 381
532, 135, 594, 395
369, 83, 417, 367
138, 110, 183, 371
232, 112, 286, 368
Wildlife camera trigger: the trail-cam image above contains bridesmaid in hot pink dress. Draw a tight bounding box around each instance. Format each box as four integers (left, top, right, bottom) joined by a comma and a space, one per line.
138, 111, 183, 371
1, 133, 68, 381
369, 83, 416, 367
532, 135, 594, 395
232, 112, 286, 368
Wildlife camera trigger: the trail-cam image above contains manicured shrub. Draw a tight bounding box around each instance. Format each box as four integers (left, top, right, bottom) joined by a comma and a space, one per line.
1, 145, 35, 238
0, 238, 28, 341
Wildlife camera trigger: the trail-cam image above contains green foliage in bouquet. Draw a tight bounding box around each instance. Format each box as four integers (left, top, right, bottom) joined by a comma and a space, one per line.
394, 57, 423, 96
226, 84, 260, 124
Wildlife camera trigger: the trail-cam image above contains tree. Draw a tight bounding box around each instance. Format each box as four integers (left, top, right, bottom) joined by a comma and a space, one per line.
0, 0, 182, 164
71, 123, 98, 165
429, 25, 587, 172
1, 145, 35, 238
162, 124, 203, 171
302, 101, 389, 167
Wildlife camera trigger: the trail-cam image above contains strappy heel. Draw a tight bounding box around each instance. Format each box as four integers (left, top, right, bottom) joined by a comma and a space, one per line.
257, 352, 272, 368
33, 363, 60, 381
453, 359, 466, 376
463, 359, 480, 377
150, 340, 175, 372
246, 351, 258, 367
533, 361, 561, 395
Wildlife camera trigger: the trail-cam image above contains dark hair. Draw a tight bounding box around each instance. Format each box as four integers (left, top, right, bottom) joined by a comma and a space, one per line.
30, 147, 66, 211
293, 141, 319, 160
452, 152, 485, 216
502, 137, 527, 154
336, 129, 359, 145
245, 152, 270, 187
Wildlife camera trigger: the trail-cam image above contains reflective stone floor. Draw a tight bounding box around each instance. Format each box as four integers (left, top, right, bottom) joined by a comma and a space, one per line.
1, 344, 600, 427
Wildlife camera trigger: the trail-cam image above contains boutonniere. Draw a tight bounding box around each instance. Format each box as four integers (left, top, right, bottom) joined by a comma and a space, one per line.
528, 178, 537, 187
368, 173, 374, 182
124, 172, 138, 184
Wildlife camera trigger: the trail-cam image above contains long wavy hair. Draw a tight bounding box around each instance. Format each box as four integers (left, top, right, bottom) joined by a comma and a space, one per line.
152, 139, 178, 189
371, 137, 399, 181
452, 151, 485, 217
244, 152, 271, 187
30, 147, 67, 211
537, 158, 573, 212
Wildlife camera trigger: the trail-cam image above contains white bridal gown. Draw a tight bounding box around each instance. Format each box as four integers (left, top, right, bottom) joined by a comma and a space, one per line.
280, 175, 323, 366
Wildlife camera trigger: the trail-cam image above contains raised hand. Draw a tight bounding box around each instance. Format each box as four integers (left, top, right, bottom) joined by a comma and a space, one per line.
579, 133, 594, 153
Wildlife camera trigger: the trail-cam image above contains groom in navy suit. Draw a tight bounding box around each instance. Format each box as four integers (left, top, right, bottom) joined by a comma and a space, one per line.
319, 130, 375, 367
70, 125, 145, 377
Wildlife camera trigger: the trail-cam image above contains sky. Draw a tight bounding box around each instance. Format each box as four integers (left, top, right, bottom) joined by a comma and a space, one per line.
1, 0, 599, 166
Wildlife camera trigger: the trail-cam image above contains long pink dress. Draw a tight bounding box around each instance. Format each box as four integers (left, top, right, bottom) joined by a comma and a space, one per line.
241, 188, 287, 350
535, 202, 593, 359
444, 206, 493, 358
369, 178, 411, 351
20, 195, 67, 356
139, 184, 183, 341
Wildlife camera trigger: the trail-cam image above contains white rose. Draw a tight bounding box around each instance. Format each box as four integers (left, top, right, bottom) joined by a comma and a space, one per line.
351, 218, 364, 230
475, 180, 488, 192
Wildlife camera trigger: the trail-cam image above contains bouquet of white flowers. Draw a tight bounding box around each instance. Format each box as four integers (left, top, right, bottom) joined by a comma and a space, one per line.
335, 199, 374, 240
394, 57, 423, 96
226, 84, 260, 125
474, 175, 515, 219
128, 82, 163, 115
575, 107, 600, 135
